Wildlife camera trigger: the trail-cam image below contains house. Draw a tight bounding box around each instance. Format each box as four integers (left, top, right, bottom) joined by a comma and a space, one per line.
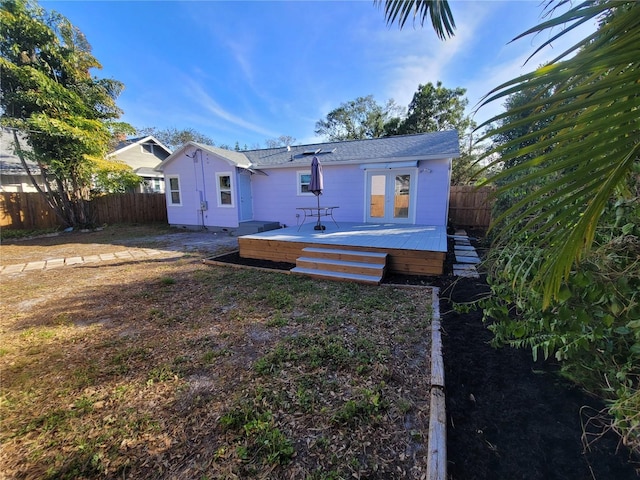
156, 131, 459, 232
0, 130, 43, 193
107, 136, 172, 193
1, 131, 172, 193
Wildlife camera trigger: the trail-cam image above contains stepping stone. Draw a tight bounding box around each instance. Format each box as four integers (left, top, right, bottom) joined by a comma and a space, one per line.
65, 257, 84, 266
455, 245, 475, 251
454, 267, 480, 278
448, 234, 470, 241
455, 255, 481, 264
454, 250, 479, 258
455, 229, 468, 236
1, 264, 25, 274
454, 264, 477, 271
24, 261, 46, 271
130, 249, 151, 258
46, 258, 65, 269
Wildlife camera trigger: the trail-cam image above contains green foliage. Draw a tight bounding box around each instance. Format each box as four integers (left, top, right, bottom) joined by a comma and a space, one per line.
480, 191, 640, 451
477, 0, 640, 306
91, 157, 142, 194
378, 0, 455, 40
0, 0, 131, 227
391, 81, 474, 136
379, 0, 639, 453
220, 408, 294, 466
314, 82, 477, 183
314, 95, 401, 141
331, 386, 388, 425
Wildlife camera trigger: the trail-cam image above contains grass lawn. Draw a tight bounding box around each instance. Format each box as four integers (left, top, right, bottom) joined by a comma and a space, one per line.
0, 228, 433, 479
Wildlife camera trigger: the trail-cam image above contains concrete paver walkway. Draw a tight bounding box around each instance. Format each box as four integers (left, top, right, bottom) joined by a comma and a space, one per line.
0, 247, 185, 275
450, 229, 481, 278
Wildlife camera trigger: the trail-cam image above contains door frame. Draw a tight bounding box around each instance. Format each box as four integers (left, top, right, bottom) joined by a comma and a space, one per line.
364, 168, 418, 224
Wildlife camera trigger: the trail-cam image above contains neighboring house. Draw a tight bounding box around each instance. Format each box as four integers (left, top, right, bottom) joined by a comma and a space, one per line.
0, 130, 43, 193
107, 136, 172, 193
1, 132, 172, 194
156, 131, 459, 231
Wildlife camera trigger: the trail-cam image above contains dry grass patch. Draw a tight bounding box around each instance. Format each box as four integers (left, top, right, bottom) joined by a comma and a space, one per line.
1, 255, 433, 479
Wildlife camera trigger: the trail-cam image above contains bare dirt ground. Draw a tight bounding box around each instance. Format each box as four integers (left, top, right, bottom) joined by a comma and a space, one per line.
0, 225, 238, 266
0, 225, 436, 479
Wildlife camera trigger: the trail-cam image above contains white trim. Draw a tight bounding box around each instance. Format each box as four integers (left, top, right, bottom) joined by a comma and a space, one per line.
360, 160, 419, 170
108, 135, 172, 158
297, 170, 314, 196
167, 175, 182, 206
216, 172, 235, 207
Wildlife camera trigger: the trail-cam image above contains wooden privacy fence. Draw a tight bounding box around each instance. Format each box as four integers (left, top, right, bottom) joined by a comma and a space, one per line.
1, 188, 493, 231
448, 186, 494, 230
0, 193, 167, 229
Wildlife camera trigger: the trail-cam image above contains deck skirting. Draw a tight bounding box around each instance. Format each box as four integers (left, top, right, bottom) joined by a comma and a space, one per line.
238, 237, 445, 275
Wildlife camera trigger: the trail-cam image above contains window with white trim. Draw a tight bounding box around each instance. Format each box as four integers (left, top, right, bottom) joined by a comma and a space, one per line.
216, 172, 234, 207
167, 176, 181, 205
297, 171, 313, 196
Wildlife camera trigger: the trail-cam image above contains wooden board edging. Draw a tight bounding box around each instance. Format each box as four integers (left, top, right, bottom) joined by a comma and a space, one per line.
428, 286, 447, 480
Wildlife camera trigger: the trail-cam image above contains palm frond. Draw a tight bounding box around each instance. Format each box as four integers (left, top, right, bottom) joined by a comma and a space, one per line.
478, 0, 640, 307
376, 0, 455, 40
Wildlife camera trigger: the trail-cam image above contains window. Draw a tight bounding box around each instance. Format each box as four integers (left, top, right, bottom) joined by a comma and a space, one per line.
216, 172, 234, 207
168, 176, 181, 205
297, 171, 313, 196
141, 143, 155, 155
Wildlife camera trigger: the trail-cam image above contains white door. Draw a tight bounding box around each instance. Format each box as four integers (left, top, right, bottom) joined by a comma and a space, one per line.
238, 171, 253, 221
365, 170, 416, 223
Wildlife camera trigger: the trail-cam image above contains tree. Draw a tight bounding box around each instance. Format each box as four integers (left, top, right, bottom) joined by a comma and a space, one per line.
137, 126, 214, 151
488, 84, 555, 212
391, 81, 478, 184
381, 0, 640, 304
91, 157, 142, 194
265, 135, 297, 148
393, 81, 474, 135
315, 95, 402, 141
0, 0, 129, 228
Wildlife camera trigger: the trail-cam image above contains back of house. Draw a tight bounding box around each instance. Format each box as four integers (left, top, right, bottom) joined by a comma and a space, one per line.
156, 131, 460, 232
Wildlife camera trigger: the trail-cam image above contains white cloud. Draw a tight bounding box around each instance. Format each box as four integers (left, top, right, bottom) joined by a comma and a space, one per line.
182, 77, 279, 138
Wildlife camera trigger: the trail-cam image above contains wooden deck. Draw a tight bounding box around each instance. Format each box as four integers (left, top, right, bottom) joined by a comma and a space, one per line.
238, 223, 447, 276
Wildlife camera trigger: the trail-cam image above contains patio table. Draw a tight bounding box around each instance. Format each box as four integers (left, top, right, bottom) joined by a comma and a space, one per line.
296, 206, 339, 231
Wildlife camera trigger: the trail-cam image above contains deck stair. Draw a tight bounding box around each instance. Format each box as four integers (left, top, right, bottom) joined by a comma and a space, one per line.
291, 247, 387, 285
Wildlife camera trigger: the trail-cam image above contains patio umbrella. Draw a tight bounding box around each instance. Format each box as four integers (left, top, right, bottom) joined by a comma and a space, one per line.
309, 156, 325, 230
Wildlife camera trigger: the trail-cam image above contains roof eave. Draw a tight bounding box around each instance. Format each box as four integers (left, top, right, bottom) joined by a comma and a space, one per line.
250, 153, 459, 170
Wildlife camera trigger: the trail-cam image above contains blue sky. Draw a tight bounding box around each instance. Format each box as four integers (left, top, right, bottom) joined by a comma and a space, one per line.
44, 1, 596, 149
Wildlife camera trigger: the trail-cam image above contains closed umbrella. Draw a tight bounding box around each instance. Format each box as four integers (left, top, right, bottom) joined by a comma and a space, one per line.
309, 156, 325, 230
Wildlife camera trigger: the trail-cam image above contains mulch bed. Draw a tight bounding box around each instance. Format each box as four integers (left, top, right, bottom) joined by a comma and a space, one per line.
210, 235, 639, 478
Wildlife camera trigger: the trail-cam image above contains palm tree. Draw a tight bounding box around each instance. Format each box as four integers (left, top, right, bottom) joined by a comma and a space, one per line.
381, 0, 640, 306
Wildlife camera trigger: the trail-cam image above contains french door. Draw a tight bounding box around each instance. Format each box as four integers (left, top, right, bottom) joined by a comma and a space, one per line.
365, 169, 416, 223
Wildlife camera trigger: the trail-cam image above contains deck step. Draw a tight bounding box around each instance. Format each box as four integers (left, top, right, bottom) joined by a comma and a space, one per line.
301, 247, 387, 264
293, 246, 388, 284
290, 267, 382, 285
296, 257, 385, 276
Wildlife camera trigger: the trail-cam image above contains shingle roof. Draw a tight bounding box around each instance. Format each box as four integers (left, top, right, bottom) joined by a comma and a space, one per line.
156, 131, 459, 172
0, 130, 40, 175
244, 130, 459, 168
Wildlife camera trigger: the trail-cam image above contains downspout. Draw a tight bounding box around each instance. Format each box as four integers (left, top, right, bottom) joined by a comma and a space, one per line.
199, 149, 207, 230
188, 148, 207, 230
